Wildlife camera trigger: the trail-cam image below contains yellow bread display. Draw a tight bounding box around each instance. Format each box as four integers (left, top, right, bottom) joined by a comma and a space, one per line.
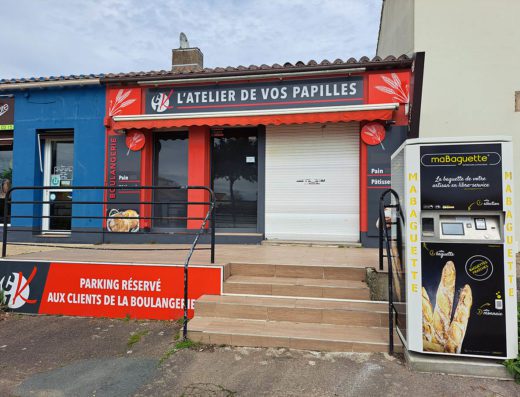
445, 284, 473, 353
432, 261, 456, 345
422, 287, 434, 343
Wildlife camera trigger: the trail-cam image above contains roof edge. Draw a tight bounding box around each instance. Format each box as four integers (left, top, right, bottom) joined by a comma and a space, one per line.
0, 78, 101, 91
101, 55, 413, 84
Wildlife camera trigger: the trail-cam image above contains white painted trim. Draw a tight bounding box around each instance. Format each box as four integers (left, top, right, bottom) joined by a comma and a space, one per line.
113, 103, 399, 122
42, 138, 74, 232
42, 140, 52, 231
138, 68, 367, 85
0, 79, 100, 90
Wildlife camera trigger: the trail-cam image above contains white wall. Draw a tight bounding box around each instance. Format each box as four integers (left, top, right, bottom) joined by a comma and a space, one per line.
377, 0, 415, 58
378, 0, 520, 246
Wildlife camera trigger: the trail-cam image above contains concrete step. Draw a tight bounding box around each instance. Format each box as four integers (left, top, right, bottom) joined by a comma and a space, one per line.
261, 240, 362, 248
195, 295, 388, 327
188, 317, 399, 352
229, 262, 366, 282
223, 275, 370, 300
405, 349, 513, 380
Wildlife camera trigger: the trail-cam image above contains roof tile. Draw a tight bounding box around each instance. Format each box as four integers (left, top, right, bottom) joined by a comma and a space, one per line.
0, 54, 412, 87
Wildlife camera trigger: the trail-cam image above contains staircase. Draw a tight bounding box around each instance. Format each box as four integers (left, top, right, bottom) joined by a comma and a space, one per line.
188, 262, 399, 352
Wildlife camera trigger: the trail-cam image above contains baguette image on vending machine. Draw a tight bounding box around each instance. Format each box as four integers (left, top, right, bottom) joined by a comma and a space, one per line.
391, 136, 518, 359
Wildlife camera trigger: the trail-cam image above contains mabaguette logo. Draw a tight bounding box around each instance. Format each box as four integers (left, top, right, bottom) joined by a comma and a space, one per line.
0, 266, 38, 309
423, 243, 455, 259
430, 250, 455, 259
421, 152, 501, 167
151, 90, 174, 113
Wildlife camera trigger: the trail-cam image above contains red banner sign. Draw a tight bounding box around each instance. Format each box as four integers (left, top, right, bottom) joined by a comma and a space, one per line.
0, 261, 222, 320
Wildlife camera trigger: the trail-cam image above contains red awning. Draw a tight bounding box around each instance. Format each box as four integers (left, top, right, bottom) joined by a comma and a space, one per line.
111, 109, 394, 130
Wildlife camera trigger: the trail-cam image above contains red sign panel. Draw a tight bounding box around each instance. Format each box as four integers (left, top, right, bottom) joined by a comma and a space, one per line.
367, 71, 411, 105
125, 130, 146, 151
107, 88, 141, 116
361, 122, 386, 146
0, 261, 222, 320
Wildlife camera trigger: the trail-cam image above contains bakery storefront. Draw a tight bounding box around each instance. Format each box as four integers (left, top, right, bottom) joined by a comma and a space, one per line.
103, 55, 421, 247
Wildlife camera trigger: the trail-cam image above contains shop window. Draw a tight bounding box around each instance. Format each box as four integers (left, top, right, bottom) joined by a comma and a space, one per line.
0, 134, 13, 225
153, 132, 189, 228
212, 128, 258, 229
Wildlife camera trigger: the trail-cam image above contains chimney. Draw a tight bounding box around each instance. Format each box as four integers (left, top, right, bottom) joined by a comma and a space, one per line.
172, 32, 203, 71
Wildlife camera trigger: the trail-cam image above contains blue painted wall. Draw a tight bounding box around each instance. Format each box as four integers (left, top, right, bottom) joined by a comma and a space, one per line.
9, 86, 106, 231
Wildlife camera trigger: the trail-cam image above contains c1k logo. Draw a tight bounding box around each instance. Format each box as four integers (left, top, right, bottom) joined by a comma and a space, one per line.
0, 267, 38, 309
151, 90, 174, 113
0, 103, 9, 117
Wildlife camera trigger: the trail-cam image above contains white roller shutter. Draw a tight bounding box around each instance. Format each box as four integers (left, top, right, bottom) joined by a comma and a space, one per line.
265, 122, 360, 242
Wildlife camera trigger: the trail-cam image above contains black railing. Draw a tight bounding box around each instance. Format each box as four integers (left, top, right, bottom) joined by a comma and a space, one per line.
1, 185, 216, 339
378, 188, 404, 355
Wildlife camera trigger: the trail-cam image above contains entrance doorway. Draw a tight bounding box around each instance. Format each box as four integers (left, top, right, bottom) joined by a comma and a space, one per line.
153, 131, 189, 228
42, 138, 74, 232
212, 128, 258, 230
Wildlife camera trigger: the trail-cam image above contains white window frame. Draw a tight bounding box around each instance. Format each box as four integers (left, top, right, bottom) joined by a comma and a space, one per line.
42, 137, 73, 233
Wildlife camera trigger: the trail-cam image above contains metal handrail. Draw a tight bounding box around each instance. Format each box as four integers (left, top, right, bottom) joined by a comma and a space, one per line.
2, 185, 215, 258
379, 188, 404, 355
182, 198, 215, 340
2, 184, 216, 335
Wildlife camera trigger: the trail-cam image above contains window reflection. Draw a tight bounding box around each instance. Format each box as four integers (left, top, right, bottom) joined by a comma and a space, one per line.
213, 129, 258, 229
0, 138, 13, 224
154, 132, 189, 228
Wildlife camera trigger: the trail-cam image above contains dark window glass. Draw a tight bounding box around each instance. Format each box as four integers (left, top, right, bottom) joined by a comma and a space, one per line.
49, 191, 72, 230
51, 141, 74, 184
154, 132, 189, 228
0, 140, 13, 224
49, 140, 73, 231
212, 129, 258, 229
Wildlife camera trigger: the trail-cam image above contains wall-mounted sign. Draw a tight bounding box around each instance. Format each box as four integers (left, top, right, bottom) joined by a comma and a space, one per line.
0, 98, 14, 130
50, 175, 61, 187
365, 125, 407, 238
125, 130, 146, 152
145, 76, 364, 114
361, 122, 386, 146
106, 133, 142, 231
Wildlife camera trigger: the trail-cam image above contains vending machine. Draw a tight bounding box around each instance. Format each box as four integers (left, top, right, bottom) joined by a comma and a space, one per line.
391, 136, 517, 359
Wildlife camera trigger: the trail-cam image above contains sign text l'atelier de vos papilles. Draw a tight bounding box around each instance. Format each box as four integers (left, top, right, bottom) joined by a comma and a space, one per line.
145, 76, 364, 114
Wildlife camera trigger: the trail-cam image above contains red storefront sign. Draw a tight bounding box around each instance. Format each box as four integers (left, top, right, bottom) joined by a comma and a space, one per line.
361, 122, 386, 146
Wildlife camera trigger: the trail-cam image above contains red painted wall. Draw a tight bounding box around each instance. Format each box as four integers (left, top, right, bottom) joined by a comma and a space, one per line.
187, 126, 211, 229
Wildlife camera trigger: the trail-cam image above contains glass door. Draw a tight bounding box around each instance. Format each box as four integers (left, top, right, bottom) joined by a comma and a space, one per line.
153, 132, 189, 228
42, 139, 74, 232
212, 128, 258, 230
0, 135, 13, 225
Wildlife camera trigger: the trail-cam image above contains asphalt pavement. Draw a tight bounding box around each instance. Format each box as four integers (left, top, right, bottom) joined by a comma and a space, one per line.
0, 314, 517, 397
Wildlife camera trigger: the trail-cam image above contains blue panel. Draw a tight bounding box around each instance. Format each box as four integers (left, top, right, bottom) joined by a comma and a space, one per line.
8, 86, 106, 230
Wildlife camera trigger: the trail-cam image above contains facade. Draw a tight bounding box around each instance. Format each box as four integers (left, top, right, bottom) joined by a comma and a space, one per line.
0, 48, 423, 247
102, 49, 421, 247
377, 0, 520, 249
0, 78, 106, 242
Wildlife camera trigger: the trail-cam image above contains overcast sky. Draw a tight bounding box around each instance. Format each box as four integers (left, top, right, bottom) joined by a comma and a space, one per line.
1, 0, 382, 79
